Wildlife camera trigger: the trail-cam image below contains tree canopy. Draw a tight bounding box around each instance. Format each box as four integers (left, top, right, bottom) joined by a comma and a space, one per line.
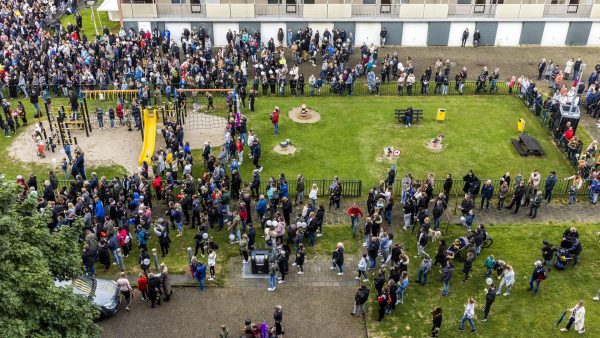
0, 182, 100, 337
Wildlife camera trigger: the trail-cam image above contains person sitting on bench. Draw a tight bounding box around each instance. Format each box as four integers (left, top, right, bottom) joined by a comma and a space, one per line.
405, 107, 414, 128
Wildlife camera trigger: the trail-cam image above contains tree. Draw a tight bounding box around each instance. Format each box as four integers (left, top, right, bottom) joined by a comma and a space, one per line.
0, 182, 100, 337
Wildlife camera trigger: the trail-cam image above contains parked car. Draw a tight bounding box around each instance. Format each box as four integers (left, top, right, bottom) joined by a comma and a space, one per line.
55, 275, 121, 319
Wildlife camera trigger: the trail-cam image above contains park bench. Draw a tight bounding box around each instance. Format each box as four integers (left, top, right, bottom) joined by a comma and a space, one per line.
512, 133, 545, 156
395, 109, 423, 124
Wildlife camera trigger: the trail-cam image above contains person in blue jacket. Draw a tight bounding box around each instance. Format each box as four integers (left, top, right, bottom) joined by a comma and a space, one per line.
480, 180, 494, 210
256, 195, 267, 226
194, 260, 207, 291
94, 196, 105, 226
544, 171, 557, 203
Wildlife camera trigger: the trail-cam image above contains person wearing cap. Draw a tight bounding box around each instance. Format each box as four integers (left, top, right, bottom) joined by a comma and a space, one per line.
541, 240, 556, 271
527, 260, 547, 296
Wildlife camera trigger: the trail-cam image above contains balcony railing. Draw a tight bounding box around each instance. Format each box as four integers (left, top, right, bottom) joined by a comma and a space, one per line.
155, 3, 201, 17
351, 4, 400, 17
448, 3, 496, 16
255, 4, 303, 17
543, 4, 592, 17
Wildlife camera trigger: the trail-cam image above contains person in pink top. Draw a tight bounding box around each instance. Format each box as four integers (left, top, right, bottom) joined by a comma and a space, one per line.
116, 272, 134, 311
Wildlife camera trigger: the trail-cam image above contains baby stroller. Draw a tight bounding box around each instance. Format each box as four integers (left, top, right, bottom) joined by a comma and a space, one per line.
446, 237, 472, 261
554, 248, 571, 270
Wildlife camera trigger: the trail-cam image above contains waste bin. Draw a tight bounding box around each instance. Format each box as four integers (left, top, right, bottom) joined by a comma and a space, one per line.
250, 249, 270, 275
436, 108, 446, 123
517, 118, 525, 132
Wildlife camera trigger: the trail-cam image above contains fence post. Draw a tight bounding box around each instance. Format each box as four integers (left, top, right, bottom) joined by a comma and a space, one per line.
116, 248, 125, 272
187, 247, 193, 264
152, 248, 159, 272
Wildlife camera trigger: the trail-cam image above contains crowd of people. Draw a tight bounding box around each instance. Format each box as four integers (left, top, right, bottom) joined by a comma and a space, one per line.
3, 2, 600, 335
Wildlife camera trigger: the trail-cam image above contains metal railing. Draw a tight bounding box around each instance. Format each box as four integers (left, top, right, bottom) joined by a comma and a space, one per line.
255, 4, 302, 17
394, 176, 586, 199
57, 178, 362, 197
2, 80, 511, 100
351, 4, 399, 17
155, 3, 196, 17
448, 3, 496, 16
543, 4, 593, 17
243, 179, 363, 198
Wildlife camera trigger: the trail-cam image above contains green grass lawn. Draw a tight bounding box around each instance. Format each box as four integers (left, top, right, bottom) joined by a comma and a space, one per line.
60, 5, 121, 38
367, 223, 600, 338
233, 95, 576, 187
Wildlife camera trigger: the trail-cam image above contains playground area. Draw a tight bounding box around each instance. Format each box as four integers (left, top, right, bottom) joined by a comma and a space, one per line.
6, 89, 229, 174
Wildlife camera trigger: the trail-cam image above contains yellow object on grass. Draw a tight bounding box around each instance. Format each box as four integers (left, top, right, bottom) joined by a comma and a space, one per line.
436, 108, 446, 123
518, 118, 525, 132
138, 109, 157, 165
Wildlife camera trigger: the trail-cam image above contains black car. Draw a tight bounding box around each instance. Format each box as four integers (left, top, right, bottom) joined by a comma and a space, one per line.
55, 276, 121, 319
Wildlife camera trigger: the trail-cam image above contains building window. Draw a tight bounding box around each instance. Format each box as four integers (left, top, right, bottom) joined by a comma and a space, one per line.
268, 0, 282, 4
172, 0, 186, 4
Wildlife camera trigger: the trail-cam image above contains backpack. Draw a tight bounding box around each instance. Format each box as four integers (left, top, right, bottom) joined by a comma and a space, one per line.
377, 295, 386, 305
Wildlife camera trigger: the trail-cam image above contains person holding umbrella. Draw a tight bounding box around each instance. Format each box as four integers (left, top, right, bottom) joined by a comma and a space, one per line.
481, 278, 497, 322
560, 300, 585, 333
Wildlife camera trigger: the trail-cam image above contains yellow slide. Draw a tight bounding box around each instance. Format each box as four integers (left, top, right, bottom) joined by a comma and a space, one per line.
138, 108, 157, 165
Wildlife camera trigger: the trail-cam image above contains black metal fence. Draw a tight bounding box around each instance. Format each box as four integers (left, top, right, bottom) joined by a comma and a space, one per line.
2, 80, 510, 101
57, 178, 363, 198
394, 177, 582, 199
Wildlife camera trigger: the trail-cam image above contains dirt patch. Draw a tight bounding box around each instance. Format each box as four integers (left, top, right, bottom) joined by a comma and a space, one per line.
288, 105, 321, 123
8, 119, 225, 174
375, 146, 400, 163
273, 144, 297, 155
425, 133, 446, 152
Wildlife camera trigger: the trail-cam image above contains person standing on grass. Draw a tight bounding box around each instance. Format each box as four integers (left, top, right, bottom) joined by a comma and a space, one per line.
441, 260, 455, 296
484, 255, 496, 277
208, 249, 217, 281
416, 254, 432, 286
481, 282, 497, 322
527, 260, 547, 296
458, 298, 477, 333
116, 272, 133, 311
347, 203, 363, 239
396, 271, 409, 305
462, 252, 474, 283
560, 300, 585, 334
496, 264, 515, 296
431, 307, 443, 337
252, 139, 262, 172
270, 107, 280, 136
377, 286, 388, 322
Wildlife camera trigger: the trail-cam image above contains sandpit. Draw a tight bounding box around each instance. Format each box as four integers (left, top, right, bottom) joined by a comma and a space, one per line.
288, 105, 321, 123
8, 118, 225, 174
375, 146, 400, 163
425, 133, 446, 153
273, 144, 297, 155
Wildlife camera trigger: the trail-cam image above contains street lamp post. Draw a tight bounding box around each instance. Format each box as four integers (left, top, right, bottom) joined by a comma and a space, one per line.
85, 1, 99, 36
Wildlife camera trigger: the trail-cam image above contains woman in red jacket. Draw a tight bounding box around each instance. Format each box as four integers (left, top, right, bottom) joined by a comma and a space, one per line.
270, 107, 280, 135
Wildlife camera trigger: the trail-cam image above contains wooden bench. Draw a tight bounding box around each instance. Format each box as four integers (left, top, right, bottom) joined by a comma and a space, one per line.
395, 109, 423, 124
